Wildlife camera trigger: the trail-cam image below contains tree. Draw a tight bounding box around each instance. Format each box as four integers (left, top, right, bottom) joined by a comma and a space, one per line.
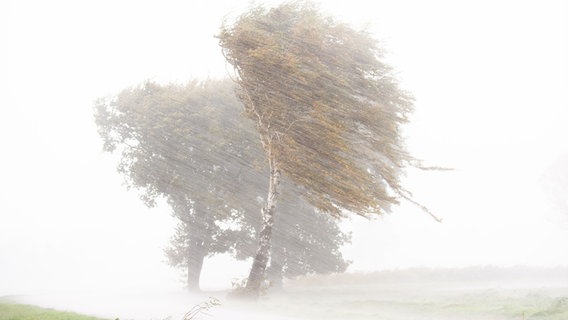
218, 1, 429, 296
94, 79, 259, 290
94, 78, 350, 290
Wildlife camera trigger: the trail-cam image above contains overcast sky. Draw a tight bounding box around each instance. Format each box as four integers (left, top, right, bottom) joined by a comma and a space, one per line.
1, 0, 567, 296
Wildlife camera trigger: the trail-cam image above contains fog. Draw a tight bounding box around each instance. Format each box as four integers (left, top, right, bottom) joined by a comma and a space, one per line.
1, 0, 567, 319
7, 267, 568, 319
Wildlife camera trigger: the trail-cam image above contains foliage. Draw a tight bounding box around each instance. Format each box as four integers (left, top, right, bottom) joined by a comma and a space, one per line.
219, 0, 416, 217
94, 79, 252, 211
94, 79, 255, 289
271, 199, 351, 278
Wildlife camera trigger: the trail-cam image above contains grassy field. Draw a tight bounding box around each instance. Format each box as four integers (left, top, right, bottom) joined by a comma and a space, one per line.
255, 285, 568, 320
0, 302, 109, 320
2, 267, 567, 320
253, 268, 568, 320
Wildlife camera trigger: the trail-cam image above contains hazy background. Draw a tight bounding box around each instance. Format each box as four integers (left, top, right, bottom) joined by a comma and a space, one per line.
1, 0, 567, 296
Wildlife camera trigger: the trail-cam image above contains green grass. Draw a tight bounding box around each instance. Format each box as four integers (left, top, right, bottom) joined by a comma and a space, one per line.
0, 303, 109, 320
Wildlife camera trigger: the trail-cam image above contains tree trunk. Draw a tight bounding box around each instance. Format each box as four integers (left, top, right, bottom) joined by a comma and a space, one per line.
245, 156, 281, 297
184, 200, 211, 292
186, 236, 207, 291
267, 260, 284, 291
267, 237, 286, 291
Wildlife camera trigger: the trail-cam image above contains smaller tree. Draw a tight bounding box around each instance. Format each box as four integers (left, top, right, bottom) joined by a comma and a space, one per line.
94, 79, 260, 290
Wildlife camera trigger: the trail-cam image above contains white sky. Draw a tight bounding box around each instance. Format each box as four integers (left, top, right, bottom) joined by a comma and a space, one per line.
1, 0, 567, 296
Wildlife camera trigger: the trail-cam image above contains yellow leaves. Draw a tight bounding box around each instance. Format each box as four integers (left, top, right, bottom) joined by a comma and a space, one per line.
218, 1, 416, 217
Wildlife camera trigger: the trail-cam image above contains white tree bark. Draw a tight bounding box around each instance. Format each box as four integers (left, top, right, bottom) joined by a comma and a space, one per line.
245, 154, 281, 296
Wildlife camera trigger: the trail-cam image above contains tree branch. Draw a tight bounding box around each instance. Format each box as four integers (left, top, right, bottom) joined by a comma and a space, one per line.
397, 189, 443, 223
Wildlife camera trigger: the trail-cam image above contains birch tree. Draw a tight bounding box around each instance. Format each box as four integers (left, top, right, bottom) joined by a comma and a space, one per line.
219, 1, 429, 296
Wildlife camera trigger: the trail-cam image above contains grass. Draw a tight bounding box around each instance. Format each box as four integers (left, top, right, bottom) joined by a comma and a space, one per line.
0, 302, 109, 320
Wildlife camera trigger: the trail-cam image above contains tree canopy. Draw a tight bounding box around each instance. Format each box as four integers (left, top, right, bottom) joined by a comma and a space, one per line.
94, 79, 257, 210
219, 1, 416, 217
94, 79, 255, 289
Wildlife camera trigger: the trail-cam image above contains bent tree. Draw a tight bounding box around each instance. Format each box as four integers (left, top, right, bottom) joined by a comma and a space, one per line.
219, 1, 427, 296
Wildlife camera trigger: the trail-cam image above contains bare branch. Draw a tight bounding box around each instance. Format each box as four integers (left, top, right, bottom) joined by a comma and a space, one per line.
397, 189, 443, 223
409, 159, 454, 171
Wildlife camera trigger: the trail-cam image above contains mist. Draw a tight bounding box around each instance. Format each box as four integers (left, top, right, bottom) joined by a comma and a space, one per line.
7, 267, 568, 319
1, 0, 567, 319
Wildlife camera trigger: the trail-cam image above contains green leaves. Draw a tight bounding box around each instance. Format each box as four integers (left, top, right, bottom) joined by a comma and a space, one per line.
94, 79, 254, 209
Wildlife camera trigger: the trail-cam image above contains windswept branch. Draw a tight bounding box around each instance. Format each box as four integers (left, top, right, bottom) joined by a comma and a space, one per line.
397, 188, 443, 223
